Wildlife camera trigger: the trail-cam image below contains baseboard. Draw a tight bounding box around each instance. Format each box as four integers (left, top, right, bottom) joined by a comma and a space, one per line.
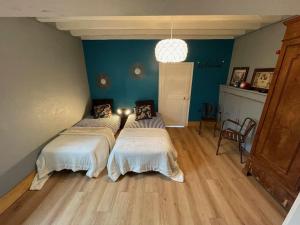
0, 171, 35, 215
188, 121, 200, 127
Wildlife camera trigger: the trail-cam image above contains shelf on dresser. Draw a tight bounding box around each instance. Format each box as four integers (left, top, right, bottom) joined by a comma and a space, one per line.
220, 85, 267, 103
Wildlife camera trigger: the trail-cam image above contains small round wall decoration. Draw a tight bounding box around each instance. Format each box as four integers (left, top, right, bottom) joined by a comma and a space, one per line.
131, 64, 144, 79
96, 74, 110, 88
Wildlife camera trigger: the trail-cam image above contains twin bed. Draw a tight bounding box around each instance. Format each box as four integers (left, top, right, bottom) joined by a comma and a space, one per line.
108, 112, 183, 182
31, 100, 183, 190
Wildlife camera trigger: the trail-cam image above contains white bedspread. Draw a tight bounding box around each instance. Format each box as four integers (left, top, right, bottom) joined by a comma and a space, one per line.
30, 127, 115, 190
107, 128, 184, 182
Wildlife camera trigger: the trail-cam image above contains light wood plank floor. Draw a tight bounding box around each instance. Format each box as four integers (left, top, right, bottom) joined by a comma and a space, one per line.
0, 126, 287, 225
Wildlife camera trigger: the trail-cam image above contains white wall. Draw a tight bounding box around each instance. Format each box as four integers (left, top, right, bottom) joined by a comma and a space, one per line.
0, 18, 90, 196
228, 22, 285, 84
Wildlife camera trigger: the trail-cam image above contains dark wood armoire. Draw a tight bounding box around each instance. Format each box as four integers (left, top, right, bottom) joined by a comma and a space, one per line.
244, 16, 300, 210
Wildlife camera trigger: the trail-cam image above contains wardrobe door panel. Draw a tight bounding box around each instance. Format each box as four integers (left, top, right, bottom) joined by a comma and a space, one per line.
256, 45, 300, 173
245, 17, 300, 210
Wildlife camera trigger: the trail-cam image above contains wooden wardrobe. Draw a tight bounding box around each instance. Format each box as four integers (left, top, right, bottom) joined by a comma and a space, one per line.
244, 16, 300, 210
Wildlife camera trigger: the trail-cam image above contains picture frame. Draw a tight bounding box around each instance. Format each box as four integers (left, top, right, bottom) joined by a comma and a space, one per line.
229, 67, 249, 87
251, 68, 275, 92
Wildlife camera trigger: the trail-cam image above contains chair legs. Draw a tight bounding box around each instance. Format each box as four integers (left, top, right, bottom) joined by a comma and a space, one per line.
213, 121, 217, 137
216, 134, 244, 164
199, 120, 218, 136
216, 134, 222, 155
198, 120, 202, 135
239, 142, 243, 164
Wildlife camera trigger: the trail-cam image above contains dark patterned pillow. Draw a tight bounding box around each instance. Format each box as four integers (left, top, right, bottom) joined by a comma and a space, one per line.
91, 99, 113, 117
135, 100, 156, 117
93, 104, 112, 118
135, 105, 152, 121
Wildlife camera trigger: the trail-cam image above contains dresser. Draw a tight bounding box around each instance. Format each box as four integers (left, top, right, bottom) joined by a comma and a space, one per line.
219, 85, 267, 152
244, 17, 300, 210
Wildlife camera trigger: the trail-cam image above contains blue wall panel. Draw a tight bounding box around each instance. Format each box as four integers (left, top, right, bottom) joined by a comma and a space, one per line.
83, 40, 233, 121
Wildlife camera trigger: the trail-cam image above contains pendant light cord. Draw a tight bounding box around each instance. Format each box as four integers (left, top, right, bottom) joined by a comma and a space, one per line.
170, 16, 174, 39
171, 22, 173, 39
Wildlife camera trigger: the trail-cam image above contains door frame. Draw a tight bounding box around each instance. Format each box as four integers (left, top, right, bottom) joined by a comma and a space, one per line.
158, 62, 194, 127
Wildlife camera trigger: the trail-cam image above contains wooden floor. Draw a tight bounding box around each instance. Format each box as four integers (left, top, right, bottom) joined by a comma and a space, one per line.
0, 125, 287, 225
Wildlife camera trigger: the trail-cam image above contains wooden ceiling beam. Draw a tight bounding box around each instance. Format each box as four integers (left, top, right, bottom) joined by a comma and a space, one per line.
56, 20, 261, 31
35, 15, 285, 40
70, 29, 246, 37
80, 35, 234, 40
37, 15, 283, 23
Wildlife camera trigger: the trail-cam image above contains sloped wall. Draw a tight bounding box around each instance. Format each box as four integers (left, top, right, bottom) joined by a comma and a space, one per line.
0, 18, 90, 196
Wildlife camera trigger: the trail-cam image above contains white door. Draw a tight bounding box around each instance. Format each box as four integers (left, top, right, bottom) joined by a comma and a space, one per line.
159, 62, 194, 127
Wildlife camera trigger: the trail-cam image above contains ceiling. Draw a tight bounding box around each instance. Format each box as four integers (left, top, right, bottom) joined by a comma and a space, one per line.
0, 0, 298, 16
37, 15, 287, 40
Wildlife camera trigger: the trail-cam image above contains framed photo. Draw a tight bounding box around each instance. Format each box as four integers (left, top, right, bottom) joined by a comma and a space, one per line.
230, 67, 249, 87
251, 68, 275, 92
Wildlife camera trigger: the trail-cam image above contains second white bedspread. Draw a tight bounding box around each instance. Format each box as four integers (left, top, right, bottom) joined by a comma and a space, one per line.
107, 128, 184, 182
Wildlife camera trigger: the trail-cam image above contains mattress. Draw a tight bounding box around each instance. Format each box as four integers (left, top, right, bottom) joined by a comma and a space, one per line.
124, 113, 165, 128
74, 114, 121, 135
107, 128, 184, 182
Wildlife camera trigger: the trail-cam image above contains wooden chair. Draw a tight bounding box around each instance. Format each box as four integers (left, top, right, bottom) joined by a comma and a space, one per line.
216, 117, 256, 163
198, 103, 221, 136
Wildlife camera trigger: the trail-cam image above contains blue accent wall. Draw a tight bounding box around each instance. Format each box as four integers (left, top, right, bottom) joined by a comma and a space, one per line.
83, 40, 233, 121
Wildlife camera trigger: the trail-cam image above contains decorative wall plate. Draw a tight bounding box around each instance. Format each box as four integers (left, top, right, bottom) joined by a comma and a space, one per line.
96, 74, 110, 88
131, 64, 144, 79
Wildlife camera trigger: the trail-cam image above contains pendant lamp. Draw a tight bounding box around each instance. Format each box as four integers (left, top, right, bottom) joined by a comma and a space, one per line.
155, 22, 188, 63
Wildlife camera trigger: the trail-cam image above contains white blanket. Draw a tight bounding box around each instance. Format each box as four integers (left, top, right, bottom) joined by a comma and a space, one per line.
30, 127, 115, 190
107, 128, 184, 182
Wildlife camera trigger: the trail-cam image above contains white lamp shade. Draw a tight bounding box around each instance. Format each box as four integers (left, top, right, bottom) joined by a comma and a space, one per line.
155, 39, 188, 63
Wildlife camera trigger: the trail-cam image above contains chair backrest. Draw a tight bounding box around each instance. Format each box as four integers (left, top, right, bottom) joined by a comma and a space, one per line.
201, 103, 218, 119
239, 117, 256, 137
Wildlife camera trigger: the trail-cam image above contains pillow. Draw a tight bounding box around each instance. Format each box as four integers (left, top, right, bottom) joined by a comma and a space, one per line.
135, 100, 156, 117
93, 104, 112, 118
91, 99, 113, 116
135, 104, 152, 121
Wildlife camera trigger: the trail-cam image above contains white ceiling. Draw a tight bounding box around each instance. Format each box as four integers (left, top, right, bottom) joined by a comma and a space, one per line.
0, 0, 299, 16
37, 15, 286, 40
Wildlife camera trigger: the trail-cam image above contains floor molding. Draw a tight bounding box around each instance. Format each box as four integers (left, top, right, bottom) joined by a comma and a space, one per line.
188, 121, 200, 127
0, 171, 36, 215
188, 120, 217, 127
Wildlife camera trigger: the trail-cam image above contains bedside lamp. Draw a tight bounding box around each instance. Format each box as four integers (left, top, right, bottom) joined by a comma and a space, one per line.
116, 108, 132, 115
117, 108, 123, 115
116, 108, 132, 129
124, 109, 131, 115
